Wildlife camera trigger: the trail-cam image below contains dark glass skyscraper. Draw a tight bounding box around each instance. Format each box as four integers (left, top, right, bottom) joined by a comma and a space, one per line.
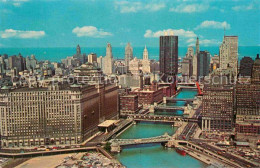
159, 35, 178, 82
197, 51, 210, 78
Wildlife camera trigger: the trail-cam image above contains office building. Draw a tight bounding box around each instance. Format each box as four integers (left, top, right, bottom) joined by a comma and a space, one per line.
235, 54, 260, 135
125, 43, 133, 73
88, 53, 97, 64
119, 95, 139, 115
0, 82, 118, 147
202, 84, 234, 132
159, 35, 178, 82
197, 51, 210, 78
219, 36, 238, 77
103, 43, 114, 75
193, 37, 200, 78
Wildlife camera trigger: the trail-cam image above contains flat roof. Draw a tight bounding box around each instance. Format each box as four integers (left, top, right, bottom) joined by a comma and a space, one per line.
98, 120, 118, 127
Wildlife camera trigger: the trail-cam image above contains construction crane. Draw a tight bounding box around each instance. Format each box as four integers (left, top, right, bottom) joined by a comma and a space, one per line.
196, 82, 203, 95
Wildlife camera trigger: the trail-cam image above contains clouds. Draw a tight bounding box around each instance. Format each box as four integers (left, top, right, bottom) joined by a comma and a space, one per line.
195, 20, 230, 30
144, 29, 221, 46
232, 3, 254, 11
1, 0, 29, 7
0, 29, 45, 39
144, 29, 197, 38
72, 26, 112, 38
114, 1, 165, 13
169, 3, 209, 13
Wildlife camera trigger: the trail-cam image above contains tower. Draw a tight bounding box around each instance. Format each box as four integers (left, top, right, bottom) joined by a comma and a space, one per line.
219, 36, 238, 77
251, 54, 260, 84
76, 44, 81, 54
159, 35, 178, 83
193, 37, 199, 78
125, 43, 133, 73
143, 45, 148, 60
103, 43, 114, 75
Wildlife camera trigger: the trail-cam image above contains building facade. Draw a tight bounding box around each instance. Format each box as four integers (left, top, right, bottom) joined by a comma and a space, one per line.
125, 43, 133, 73
103, 43, 114, 75
0, 83, 118, 147
193, 37, 200, 78
219, 36, 238, 77
201, 84, 234, 132
119, 95, 139, 115
235, 54, 260, 135
197, 51, 210, 78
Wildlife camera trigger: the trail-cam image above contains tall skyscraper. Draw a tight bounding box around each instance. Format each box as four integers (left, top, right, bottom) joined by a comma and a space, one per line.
159, 35, 178, 82
251, 54, 260, 84
197, 51, 210, 78
125, 43, 133, 73
76, 44, 81, 54
219, 36, 238, 77
73, 44, 85, 64
103, 43, 114, 75
181, 46, 194, 78
235, 54, 260, 135
142, 45, 151, 74
239, 56, 254, 77
193, 37, 199, 78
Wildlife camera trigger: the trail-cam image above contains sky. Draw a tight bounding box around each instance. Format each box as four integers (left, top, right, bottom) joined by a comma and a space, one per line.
0, 0, 260, 48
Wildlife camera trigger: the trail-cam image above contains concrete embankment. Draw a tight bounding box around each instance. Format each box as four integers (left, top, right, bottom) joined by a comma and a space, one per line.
114, 122, 134, 138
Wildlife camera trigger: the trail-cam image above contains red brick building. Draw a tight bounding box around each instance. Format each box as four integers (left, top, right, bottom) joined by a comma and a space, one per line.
119, 95, 139, 115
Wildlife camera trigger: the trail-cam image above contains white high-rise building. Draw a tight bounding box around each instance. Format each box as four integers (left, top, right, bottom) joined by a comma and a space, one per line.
193, 37, 199, 77
219, 36, 238, 77
125, 43, 133, 73
103, 43, 114, 75
142, 45, 151, 74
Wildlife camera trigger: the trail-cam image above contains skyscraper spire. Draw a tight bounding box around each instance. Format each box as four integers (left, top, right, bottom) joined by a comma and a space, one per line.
125, 42, 133, 72
106, 43, 113, 58
196, 37, 200, 54
143, 45, 148, 60
76, 44, 81, 54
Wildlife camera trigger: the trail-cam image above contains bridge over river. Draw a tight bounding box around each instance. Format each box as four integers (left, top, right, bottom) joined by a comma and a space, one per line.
154, 105, 185, 111
110, 133, 171, 152
127, 114, 198, 123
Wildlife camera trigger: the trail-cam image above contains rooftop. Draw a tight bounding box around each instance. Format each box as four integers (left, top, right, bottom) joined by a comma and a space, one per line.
98, 120, 118, 128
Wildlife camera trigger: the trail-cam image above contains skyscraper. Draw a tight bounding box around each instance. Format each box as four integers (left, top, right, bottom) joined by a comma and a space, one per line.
142, 45, 151, 74
103, 43, 114, 75
73, 44, 85, 64
159, 35, 178, 82
219, 36, 238, 77
239, 56, 254, 77
181, 46, 194, 78
125, 43, 133, 73
193, 37, 199, 78
197, 51, 210, 78
235, 54, 260, 135
251, 54, 260, 84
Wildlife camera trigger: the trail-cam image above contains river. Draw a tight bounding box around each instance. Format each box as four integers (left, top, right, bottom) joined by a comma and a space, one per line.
115, 88, 206, 168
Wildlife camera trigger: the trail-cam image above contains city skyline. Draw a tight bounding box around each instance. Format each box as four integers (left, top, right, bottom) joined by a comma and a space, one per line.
0, 0, 260, 48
